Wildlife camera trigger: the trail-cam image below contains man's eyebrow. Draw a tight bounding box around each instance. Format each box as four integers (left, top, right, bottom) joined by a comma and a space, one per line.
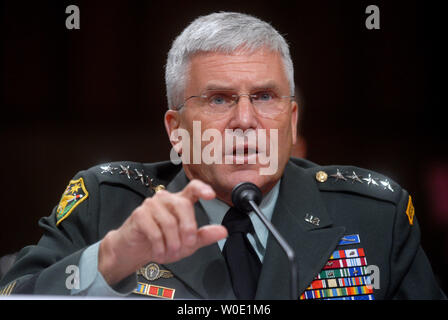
250, 81, 281, 91
203, 80, 281, 91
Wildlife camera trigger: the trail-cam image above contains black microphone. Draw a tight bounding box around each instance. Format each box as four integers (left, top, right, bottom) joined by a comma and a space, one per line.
231, 182, 298, 300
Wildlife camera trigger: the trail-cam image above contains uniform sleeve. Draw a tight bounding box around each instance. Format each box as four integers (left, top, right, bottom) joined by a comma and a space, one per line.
387, 189, 446, 299
71, 241, 137, 296
0, 169, 101, 295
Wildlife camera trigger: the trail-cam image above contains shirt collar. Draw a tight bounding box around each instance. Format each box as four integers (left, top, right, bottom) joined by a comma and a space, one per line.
199, 181, 281, 252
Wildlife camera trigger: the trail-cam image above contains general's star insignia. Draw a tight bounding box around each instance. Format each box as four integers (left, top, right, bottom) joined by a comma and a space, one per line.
134, 168, 146, 185
330, 169, 347, 181
362, 174, 379, 186
346, 171, 363, 184
100, 163, 159, 190
380, 179, 394, 192
100, 164, 117, 175
118, 165, 132, 179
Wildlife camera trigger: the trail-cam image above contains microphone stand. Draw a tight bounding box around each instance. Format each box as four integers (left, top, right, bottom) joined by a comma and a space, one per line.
247, 199, 298, 300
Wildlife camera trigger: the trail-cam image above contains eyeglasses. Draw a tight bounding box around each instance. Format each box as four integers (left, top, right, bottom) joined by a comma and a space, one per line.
175, 89, 295, 116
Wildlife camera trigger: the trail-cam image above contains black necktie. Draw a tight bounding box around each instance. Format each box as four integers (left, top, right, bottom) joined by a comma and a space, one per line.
221, 206, 262, 299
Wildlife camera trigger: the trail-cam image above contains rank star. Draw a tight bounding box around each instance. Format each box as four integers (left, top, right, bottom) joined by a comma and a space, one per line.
347, 171, 363, 183
100, 164, 117, 175
134, 168, 145, 184
330, 169, 347, 181
380, 179, 394, 192
118, 165, 132, 179
363, 174, 379, 186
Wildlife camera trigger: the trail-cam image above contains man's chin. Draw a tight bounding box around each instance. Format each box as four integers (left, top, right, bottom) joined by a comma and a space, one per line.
184, 163, 280, 202
215, 165, 276, 192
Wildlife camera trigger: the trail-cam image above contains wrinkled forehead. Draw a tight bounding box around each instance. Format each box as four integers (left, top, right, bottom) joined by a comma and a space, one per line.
185, 48, 290, 91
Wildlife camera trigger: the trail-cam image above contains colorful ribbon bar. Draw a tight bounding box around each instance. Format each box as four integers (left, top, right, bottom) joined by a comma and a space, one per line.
330, 248, 365, 260
324, 294, 375, 300
300, 285, 373, 300
323, 257, 367, 270
315, 266, 369, 280
307, 275, 372, 290
133, 281, 175, 299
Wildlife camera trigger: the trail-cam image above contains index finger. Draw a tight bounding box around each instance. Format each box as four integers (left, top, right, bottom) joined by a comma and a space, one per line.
179, 179, 216, 203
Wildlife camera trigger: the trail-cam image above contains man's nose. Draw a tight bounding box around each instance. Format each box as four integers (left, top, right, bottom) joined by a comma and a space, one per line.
230, 95, 259, 130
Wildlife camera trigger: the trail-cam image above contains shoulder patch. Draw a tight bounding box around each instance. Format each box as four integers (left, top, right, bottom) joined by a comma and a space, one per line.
312, 166, 402, 204
56, 177, 89, 226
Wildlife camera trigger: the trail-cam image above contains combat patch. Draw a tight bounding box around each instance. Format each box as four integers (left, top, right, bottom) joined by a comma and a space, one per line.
56, 177, 89, 225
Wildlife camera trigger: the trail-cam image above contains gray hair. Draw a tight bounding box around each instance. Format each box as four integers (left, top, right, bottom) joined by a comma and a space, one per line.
165, 12, 295, 109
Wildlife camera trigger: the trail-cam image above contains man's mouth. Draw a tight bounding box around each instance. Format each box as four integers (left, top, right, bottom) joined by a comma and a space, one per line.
224, 144, 262, 164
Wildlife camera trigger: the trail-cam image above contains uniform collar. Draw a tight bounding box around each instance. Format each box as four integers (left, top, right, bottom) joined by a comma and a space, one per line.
199, 181, 280, 257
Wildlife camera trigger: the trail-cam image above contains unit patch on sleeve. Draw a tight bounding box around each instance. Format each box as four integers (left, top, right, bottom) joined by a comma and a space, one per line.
56, 178, 89, 226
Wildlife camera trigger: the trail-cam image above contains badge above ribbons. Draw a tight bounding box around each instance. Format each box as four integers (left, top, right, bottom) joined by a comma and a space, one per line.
56, 178, 89, 226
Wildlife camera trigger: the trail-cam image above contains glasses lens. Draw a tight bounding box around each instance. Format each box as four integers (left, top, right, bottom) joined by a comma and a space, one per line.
195, 90, 291, 115
202, 90, 234, 114
252, 91, 289, 115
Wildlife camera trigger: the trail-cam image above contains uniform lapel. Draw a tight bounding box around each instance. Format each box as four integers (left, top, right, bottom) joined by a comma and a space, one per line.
255, 162, 345, 299
162, 169, 235, 299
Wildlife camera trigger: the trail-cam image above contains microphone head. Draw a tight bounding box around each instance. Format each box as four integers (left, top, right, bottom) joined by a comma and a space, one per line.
231, 182, 262, 213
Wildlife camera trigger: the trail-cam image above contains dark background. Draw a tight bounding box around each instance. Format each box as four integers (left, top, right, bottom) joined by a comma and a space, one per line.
1, 0, 447, 293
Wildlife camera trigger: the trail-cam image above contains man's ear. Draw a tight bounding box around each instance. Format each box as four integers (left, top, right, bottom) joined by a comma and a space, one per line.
164, 109, 181, 148
291, 101, 299, 145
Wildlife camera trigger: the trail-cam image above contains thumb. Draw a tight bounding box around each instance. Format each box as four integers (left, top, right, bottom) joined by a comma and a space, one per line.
195, 225, 228, 249
180, 179, 216, 203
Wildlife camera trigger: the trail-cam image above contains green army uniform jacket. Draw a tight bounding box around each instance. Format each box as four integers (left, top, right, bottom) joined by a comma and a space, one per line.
0, 158, 445, 299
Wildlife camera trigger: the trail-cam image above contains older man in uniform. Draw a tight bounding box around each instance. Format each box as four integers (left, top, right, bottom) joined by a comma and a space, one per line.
0, 12, 445, 300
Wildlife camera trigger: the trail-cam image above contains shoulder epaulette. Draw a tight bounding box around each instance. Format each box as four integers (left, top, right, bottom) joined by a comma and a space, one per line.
308, 165, 403, 204
87, 161, 160, 195
87, 161, 179, 197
